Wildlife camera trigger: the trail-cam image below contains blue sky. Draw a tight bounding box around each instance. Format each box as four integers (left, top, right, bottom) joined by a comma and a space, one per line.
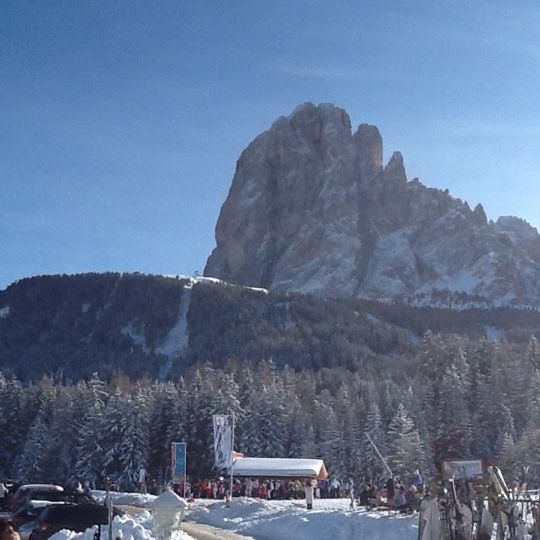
2, 1, 540, 289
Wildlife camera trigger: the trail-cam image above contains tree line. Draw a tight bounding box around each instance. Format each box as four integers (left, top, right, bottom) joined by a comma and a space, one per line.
0, 333, 539, 490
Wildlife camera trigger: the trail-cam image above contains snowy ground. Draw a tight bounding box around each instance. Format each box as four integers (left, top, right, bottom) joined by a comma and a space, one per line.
49, 511, 193, 540
188, 497, 418, 540
53, 491, 419, 540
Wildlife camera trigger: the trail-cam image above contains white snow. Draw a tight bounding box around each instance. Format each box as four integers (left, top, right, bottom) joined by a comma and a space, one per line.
484, 325, 505, 342
187, 498, 418, 540
156, 283, 192, 358
121, 323, 149, 353
49, 512, 193, 540
85, 491, 418, 540
0, 306, 9, 318
229, 457, 326, 479
161, 275, 268, 295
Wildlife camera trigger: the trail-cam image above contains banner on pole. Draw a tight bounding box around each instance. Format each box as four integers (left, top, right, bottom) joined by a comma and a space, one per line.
213, 414, 233, 468
171, 442, 186, 484
442, 460, 483, 479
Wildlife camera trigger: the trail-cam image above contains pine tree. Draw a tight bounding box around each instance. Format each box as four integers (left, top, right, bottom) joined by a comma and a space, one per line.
387, 403, 426, 478
363, 404, 388, 480
433, 359, 471, 460
72, 377, 109, 488
13, 410, 48, 482
148, 382, 180, 482
117, 389, 150, 490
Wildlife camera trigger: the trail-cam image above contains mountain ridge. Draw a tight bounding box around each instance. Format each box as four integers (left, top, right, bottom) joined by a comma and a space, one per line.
205, 102, 540, 307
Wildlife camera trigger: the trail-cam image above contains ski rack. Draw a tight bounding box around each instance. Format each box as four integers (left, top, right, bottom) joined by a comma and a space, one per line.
418, 466, 540, 539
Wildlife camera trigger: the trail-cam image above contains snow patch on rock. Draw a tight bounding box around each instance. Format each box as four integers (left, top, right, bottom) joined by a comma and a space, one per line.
121, 323, 148, 353
156, 283, 192, 358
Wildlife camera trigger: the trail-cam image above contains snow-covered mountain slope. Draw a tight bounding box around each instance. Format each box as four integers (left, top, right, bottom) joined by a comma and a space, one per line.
205, 103, 540, 308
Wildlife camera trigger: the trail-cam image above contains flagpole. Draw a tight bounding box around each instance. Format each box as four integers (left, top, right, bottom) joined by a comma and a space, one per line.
365, 432, 393, 476
229, 411, 235, 503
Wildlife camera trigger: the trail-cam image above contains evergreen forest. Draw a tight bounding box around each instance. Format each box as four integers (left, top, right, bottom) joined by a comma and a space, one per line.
1, 333, 539, 490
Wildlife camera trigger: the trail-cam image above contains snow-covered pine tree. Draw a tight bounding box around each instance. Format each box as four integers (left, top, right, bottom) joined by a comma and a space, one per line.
0, 373, 25, 476
433, 357, 471, 460
41, 386, 78, 483
333, 385, 363, 482
363, 403, 388, 480
117, 388, 150, 490
283, 398, 310, 458
72, 374, 109, 488
387, 403, 426, 478
240, 380, 286, 458
498, 432, 517, 481
148, 382, 180, 482
13, 409, 48, 482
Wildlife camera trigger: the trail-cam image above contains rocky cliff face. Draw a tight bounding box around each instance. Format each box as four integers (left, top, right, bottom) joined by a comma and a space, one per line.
205, 103, 540, 308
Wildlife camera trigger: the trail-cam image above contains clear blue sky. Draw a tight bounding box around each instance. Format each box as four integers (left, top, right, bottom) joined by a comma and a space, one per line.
2, 1, 540, 289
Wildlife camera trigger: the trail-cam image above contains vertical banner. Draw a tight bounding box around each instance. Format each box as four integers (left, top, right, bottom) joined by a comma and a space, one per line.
213, 414, 233, 468
171, 441, 186, 494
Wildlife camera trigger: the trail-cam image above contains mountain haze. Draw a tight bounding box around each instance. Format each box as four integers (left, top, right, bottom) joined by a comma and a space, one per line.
205, 103, 540, 308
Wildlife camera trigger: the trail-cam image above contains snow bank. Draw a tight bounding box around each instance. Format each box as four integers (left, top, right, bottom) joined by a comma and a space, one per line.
48, 513, 193, 540
187, 498, 418, 540
91, 491, 157, 507
80, 491, 419, 540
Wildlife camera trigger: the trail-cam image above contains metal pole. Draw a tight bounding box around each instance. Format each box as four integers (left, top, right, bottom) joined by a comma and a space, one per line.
108, 492, 113, 540
183, 443, 187, 498
229, 411, 235, 502
365, 432, 393, 476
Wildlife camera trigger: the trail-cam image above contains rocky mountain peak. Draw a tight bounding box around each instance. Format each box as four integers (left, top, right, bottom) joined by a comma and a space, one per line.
472, 203, 488, 226
205, 104, 540, 308
383, 151, 407, 184
353, 123, 383, 178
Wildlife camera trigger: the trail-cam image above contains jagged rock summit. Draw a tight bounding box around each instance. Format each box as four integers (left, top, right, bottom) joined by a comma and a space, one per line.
205, 103, 540, 307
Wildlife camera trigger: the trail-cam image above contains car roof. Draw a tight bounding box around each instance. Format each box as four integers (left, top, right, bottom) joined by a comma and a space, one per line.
40, 503, 123, 518
19, 484, 64, 491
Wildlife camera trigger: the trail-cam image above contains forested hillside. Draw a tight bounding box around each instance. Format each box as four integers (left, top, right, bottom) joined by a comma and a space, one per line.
1, 333, 539, 489
1, 273, 539, 486
1, 273, 540, 381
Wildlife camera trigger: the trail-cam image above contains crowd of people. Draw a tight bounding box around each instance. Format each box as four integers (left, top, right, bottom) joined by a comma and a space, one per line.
172, 469, 424, 513
184, 477, 316, 501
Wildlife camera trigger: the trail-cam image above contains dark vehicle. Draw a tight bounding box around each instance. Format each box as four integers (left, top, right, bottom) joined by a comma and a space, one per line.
11, 485, 64, 513
0, 479, 20, 511
29, 504, 124, 540
12, 491, 94, 529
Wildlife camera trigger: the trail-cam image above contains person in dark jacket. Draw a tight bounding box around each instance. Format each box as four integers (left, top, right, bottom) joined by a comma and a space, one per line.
385, 476, 395, 501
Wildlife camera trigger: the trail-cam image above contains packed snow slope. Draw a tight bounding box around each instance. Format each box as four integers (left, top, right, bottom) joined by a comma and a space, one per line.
205, 103, 540, 308
81, 491, 418, 540
187, 498, 418, 540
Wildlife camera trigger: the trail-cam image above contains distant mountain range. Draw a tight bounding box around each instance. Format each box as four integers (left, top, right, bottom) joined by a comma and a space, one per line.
205, 103, 540, 308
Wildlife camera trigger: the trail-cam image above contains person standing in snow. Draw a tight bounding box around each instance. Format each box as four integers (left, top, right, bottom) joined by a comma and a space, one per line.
419, 481, 441, 540
304, 479, 315, 510
347, 478, 355, 509
385, 476, 395, 502
330, 477, 341, 498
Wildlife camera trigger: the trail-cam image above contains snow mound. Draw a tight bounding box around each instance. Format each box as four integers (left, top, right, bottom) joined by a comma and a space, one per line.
48, 513, 192, 540
186, 498, 418, 540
